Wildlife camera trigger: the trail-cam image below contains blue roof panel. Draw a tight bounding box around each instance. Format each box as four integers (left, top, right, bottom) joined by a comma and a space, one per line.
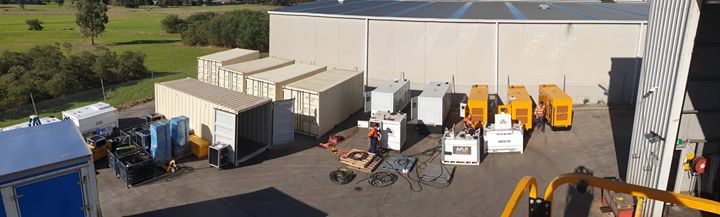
274, 0, 648, 21
0, 121, 90, 178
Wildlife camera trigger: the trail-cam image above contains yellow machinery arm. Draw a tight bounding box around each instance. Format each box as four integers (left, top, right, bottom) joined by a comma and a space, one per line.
501, 174, 720, 217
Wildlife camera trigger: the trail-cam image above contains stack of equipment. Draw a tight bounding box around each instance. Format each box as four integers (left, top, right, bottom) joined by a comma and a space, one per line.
484, 113, 524, 153
538, 84, 573, 129
189, 134, 209, 159
117, 149, 154, 188
86, 135, 110, 161
150, 120, 172, 164
108, 145, 143, 178
170, 116, 190, 158
442, 129, 482, 165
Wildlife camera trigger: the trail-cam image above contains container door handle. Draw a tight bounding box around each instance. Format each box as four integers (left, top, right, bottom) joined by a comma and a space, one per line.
13, 194, 24, 201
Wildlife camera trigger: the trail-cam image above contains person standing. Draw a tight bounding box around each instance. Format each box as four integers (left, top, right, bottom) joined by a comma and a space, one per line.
367, 123, 380, 153
534, 102, 546, 132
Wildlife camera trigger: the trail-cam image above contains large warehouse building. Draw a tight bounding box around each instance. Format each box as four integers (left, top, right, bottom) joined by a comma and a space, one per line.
269, 0, 649, 104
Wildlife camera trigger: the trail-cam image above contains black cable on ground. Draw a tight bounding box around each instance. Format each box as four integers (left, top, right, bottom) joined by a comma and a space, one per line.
348, 151, 369, 161
356, 172, 397, 187
330, 167, 357, 185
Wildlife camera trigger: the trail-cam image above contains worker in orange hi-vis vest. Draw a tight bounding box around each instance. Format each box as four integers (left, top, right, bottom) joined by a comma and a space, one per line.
367, 123, 380, 154
464, 116, 473, 130
534, 102, 546, 132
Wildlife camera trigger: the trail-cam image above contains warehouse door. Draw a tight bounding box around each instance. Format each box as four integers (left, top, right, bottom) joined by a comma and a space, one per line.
272, 99, 294, 145
215, 109, 238, 164
14, 171, 86, 217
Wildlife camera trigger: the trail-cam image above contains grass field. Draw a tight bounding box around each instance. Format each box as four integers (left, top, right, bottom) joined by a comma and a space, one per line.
0, 3, 277, 127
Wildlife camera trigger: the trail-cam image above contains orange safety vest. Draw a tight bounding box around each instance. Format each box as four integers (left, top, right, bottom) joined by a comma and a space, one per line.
534, 105, 545, 117
368, 127, 378, 138
464, 117, 472, 126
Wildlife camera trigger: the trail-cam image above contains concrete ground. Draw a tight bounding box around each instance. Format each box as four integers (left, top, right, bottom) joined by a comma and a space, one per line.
99, 102, 635, 217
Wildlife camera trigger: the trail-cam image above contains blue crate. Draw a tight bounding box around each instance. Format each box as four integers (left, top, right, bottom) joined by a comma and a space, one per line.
150, 120, 171, 164
170, 116, 190, 158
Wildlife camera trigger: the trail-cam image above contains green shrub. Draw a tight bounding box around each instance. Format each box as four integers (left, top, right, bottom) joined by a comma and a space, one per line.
26, 19, 44, 31
161, 15, 187, 34
180, 10, 269, 51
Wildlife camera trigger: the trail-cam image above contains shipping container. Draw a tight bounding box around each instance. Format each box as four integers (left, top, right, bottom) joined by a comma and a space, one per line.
538, 84, 573, 128
508, 85, 533, 130
245, 63, 326, 101
197, 48, 259, 85
370, 79, 410, 114
0, 121, 100, 217
62, 102, 118, 134
417, 82, 452, 127
217, 57, 295, 92
283, 69, 363, 137
155, 78, 295, 166
467, 85, 488, 128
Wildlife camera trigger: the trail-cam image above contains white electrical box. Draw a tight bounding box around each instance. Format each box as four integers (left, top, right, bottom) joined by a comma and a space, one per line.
370, 79, 410, 114
484, 113, 524, 154
62, 102, 119, 134
417, 81, 451, 126
369, 111, 407, 151
442, 130, 482, 165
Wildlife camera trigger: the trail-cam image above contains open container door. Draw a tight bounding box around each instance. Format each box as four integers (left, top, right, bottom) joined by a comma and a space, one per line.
364, 91, 372, 113
214, 109, 238, 164
272, 99, 294, 145
410, 96, 419, 120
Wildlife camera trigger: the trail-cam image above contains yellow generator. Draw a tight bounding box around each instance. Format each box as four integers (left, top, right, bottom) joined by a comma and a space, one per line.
466, 85, 488, 128
538, 84, 573, 128
507, 85, 533, 130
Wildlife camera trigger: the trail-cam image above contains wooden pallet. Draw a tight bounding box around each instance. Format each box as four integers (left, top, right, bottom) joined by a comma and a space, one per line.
346, 157, 383, 173
339, 149, 375, 168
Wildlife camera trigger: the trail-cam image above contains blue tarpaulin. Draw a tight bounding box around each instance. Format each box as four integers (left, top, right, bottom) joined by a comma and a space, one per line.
150, 120, 171, 164
170, 116, 189, 158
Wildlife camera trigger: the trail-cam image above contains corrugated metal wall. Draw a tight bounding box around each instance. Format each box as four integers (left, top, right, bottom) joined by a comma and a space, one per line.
270, 14, 646, 105
625, 0, 701, 216
283, 72, 364, 137
217, 68, 245, 92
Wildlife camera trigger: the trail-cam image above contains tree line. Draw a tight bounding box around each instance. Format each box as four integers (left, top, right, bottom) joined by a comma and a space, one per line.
0, 45, 147, 110
162, 10, 269, 52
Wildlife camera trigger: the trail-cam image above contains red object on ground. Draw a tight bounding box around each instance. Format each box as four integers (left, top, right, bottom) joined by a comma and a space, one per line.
692, 156, 707, 174
319, 134, 345, 149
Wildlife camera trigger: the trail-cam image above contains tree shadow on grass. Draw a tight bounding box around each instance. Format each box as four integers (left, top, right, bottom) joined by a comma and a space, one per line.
110, 40, 180, 46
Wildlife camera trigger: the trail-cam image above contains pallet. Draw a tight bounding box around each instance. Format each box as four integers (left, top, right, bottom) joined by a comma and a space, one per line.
346, 157, 383, 173
339, 149, 375, 168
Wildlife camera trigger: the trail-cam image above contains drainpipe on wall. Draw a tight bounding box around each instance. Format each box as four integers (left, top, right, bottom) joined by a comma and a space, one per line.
495, 21, 500, 95
364, 18, 370, 89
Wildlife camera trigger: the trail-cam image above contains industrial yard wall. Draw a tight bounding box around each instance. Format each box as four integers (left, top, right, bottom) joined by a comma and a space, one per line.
283, 70, 364, 137
269, 14, 646, 105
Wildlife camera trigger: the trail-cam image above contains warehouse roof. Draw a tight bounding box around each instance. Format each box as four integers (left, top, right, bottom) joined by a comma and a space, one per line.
272, 0, 648, 21
158, 78, 271, 113
249, 63, 326, 84
285, 69, 362, 93
198, 48, 258, 62
0, 121, 90, 179
221, 57, 294, 75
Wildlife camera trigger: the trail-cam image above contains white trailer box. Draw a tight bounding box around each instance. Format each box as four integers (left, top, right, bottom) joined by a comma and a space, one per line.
442, 129, 482, 165
0, 121, 100, 217
484, 113, 524, 154
197, 48, 259, 85
155, 78, 295, 166
62, 102, 118, 134
283, 69, 364, 137
217, 57, 294, 92
369, 111, 407, 151
0, 117, 61, 132
370, 79, 410, 114
245, 63, 326, 101
417, 82, 452, 126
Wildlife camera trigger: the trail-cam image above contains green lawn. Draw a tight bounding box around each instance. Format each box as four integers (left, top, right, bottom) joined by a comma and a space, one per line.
0, 3, 276, 127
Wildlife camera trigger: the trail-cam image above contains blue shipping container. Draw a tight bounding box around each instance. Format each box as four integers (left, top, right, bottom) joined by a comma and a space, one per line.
170, 116, 190, 158
150, 120, 171, 164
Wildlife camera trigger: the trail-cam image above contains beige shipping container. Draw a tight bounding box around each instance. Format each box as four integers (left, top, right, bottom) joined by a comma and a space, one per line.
245, 63, 326, 101
217, 57, 295, 92
283, 69, 363, 137
197, 48, 259, 85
